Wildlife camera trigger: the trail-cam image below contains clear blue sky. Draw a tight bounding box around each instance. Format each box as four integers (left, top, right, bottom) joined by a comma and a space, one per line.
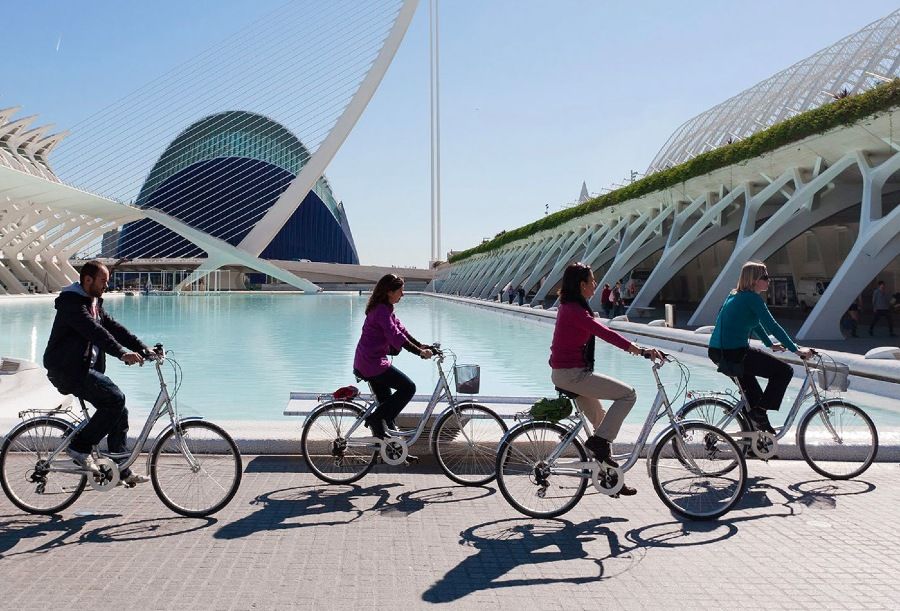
4, 1, 898, 267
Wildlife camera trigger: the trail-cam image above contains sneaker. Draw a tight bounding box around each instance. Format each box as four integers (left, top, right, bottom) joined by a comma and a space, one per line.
66, 448, 100, 474
584, 436, 619, 468
747, 408, 776, 435
118, 473, 150, 488
364, 416, 387, 439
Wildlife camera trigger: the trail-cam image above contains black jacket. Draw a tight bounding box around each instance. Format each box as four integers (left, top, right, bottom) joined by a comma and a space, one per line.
43, 287, 148, 390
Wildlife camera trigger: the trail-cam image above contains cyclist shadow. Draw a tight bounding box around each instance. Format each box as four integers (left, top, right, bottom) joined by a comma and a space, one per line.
0, 512, 118, 559
625, 475, 877, 552
422, 516, 631, 603
214, 483, 401, 540
378, 485, 495, 518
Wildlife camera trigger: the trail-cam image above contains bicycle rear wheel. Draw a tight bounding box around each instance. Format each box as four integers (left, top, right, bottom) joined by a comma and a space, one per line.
649, 422, 747, 520
0, 419, 86, 515
301, 402, 377, 484
150, 420, 242, 517
798, 401, 877, 480
495, 421, 588, 519
433, 404, 507, 486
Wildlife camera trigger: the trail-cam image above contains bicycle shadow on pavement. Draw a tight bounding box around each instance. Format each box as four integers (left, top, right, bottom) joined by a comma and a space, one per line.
626, 475, 877, 552
378, 485, 495, 518
422, 516, 632, 603
214, 482, 401, 540
0, 512, 118, 559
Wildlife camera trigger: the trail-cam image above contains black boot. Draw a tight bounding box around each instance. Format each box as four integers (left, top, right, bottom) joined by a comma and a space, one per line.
364, 415, 387, 439
614, 483, 637, 497
747, 408, 775, 435
584, 436, 618, 468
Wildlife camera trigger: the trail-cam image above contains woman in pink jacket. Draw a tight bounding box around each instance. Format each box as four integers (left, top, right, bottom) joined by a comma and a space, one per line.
354, 274, 432, 439
550, 262, 662, 496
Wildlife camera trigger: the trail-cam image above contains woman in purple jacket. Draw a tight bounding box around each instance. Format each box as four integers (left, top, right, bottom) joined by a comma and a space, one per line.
354, 274, 433, 439
551, 263, 663, 496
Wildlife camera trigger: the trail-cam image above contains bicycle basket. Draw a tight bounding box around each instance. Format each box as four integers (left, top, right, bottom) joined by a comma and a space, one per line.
529, 397, 573, 422
816, 362, 850, 392
454, 364, 481, 394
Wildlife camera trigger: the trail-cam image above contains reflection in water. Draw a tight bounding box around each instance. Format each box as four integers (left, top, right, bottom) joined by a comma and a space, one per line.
0, 295, 893, 425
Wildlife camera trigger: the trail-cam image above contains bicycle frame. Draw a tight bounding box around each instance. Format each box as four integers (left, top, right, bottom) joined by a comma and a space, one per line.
701, 358, 833, 444
502, 358, 702, 487
338, 350, 472, 449
14, 352, 201, 476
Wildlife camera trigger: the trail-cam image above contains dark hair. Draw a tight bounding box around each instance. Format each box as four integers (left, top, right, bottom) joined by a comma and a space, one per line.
79, 260, 108, 284
558, 262, 594, 315
366, 274, 404, 314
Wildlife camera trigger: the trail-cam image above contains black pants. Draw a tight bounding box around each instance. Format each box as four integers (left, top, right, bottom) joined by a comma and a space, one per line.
869, 309, 894, 335
368, 365, 416, 424
708, 347, 792, 411
49, 369, 133, 477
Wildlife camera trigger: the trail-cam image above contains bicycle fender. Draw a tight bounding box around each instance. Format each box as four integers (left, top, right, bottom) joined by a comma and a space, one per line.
1, 416, 76, 451
145, 416, 205, 473
676, 396, 734, 419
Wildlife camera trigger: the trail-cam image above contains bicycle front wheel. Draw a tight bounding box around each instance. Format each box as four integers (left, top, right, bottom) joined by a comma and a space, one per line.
798, 401, 878, 480
649, 422, 747, 520
150, 420, 243, 518
0, 419, 86, 515
433, 404, 507, 486
495, 421, 588, 519
301, 402, 377, 484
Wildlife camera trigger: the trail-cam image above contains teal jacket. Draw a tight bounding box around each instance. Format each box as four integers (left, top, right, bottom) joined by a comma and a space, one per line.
709, 290, 799, 352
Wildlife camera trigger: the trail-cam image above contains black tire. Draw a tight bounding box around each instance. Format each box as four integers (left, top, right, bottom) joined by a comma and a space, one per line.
649, 422, 748, 520
0, 418, 86, 515
677, 397, 751, 472
301, 402, 377, 485
433, 404, 507, 486
798, 401, 878, 480
495, 421, 588, 519
150, 420, 242, 517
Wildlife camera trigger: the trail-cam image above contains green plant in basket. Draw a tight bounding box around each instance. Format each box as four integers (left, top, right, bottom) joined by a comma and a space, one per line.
529, 397, 574, 422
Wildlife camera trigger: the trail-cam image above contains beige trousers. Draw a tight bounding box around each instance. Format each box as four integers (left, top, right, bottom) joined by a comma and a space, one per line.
551, 368, 637, 441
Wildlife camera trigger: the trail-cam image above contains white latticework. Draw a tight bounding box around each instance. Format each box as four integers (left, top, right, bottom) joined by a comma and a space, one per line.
647, 9, 900, 174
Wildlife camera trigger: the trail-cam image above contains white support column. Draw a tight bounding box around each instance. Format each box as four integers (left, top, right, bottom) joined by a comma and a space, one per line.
459, 256, 496, 296
0, 261, 25, 294
531, 227, 591, 303
597, 205, 673, 293
475, 247, 521, 299
689, 155, 860, 326
505, 237, 555, 292
518, 231, 574, 297
629, 188, 745, 311
443, 259, 479, 293
477, 245, 528, 299
799, 150, 900, 339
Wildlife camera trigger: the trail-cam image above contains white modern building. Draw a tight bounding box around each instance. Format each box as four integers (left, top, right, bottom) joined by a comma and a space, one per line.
433, 10, 900, 340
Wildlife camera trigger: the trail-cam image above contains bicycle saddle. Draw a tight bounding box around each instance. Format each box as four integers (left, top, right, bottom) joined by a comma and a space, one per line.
555, 386, 579, 400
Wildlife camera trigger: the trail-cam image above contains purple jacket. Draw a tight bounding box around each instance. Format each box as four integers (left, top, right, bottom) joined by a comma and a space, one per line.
353, 303, 411, 378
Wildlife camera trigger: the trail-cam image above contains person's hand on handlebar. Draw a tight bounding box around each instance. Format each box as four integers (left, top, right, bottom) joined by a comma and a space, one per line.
121, 351, 145, 366
796, 347, 816, 360
771, 343, 787, 353
628, 344, 666, 361
419, 347, 434, 359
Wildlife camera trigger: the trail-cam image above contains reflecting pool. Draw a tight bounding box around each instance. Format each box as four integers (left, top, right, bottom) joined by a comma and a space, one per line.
1, 294, 896, 426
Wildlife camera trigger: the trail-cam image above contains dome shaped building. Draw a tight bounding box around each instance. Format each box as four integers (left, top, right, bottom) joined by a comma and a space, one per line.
116, 111, 359, 263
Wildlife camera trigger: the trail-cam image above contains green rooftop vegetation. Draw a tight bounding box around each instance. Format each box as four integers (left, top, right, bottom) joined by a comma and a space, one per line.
449, 78, 900, 264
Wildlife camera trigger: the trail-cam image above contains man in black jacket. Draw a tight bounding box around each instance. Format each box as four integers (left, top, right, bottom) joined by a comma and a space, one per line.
43, 260, 152, 486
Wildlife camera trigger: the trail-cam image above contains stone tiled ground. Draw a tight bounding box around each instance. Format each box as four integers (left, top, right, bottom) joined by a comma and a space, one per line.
1, 457, 899, 609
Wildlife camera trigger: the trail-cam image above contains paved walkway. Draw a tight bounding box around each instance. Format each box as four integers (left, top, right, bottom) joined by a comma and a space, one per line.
1, 458, 898, 609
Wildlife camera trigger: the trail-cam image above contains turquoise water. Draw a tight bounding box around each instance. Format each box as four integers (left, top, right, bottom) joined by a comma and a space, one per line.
1, 294, 896, 426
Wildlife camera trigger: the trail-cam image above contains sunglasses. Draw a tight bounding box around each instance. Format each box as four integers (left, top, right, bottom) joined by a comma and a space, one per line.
759, 274, 770, 281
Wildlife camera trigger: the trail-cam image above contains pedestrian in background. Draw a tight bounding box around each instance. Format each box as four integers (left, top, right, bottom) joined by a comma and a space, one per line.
869, 280, 895, 337
600, 283, 612, 318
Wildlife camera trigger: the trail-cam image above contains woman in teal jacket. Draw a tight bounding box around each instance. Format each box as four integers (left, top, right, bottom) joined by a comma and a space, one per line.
708, 261, 813, 433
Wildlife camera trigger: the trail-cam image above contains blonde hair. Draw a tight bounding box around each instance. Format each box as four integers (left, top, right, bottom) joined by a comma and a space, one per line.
735, 261, 767, 293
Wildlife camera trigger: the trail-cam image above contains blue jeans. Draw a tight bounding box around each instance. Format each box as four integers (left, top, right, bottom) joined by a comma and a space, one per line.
367, 365, 416, 424
51, 369, 133, 478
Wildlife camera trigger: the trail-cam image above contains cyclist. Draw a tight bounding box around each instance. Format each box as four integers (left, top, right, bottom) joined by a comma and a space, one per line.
354, 274, 432, 439
708, 261, 814, 434
43, 260, 154, 486
550, 262, 663, 496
